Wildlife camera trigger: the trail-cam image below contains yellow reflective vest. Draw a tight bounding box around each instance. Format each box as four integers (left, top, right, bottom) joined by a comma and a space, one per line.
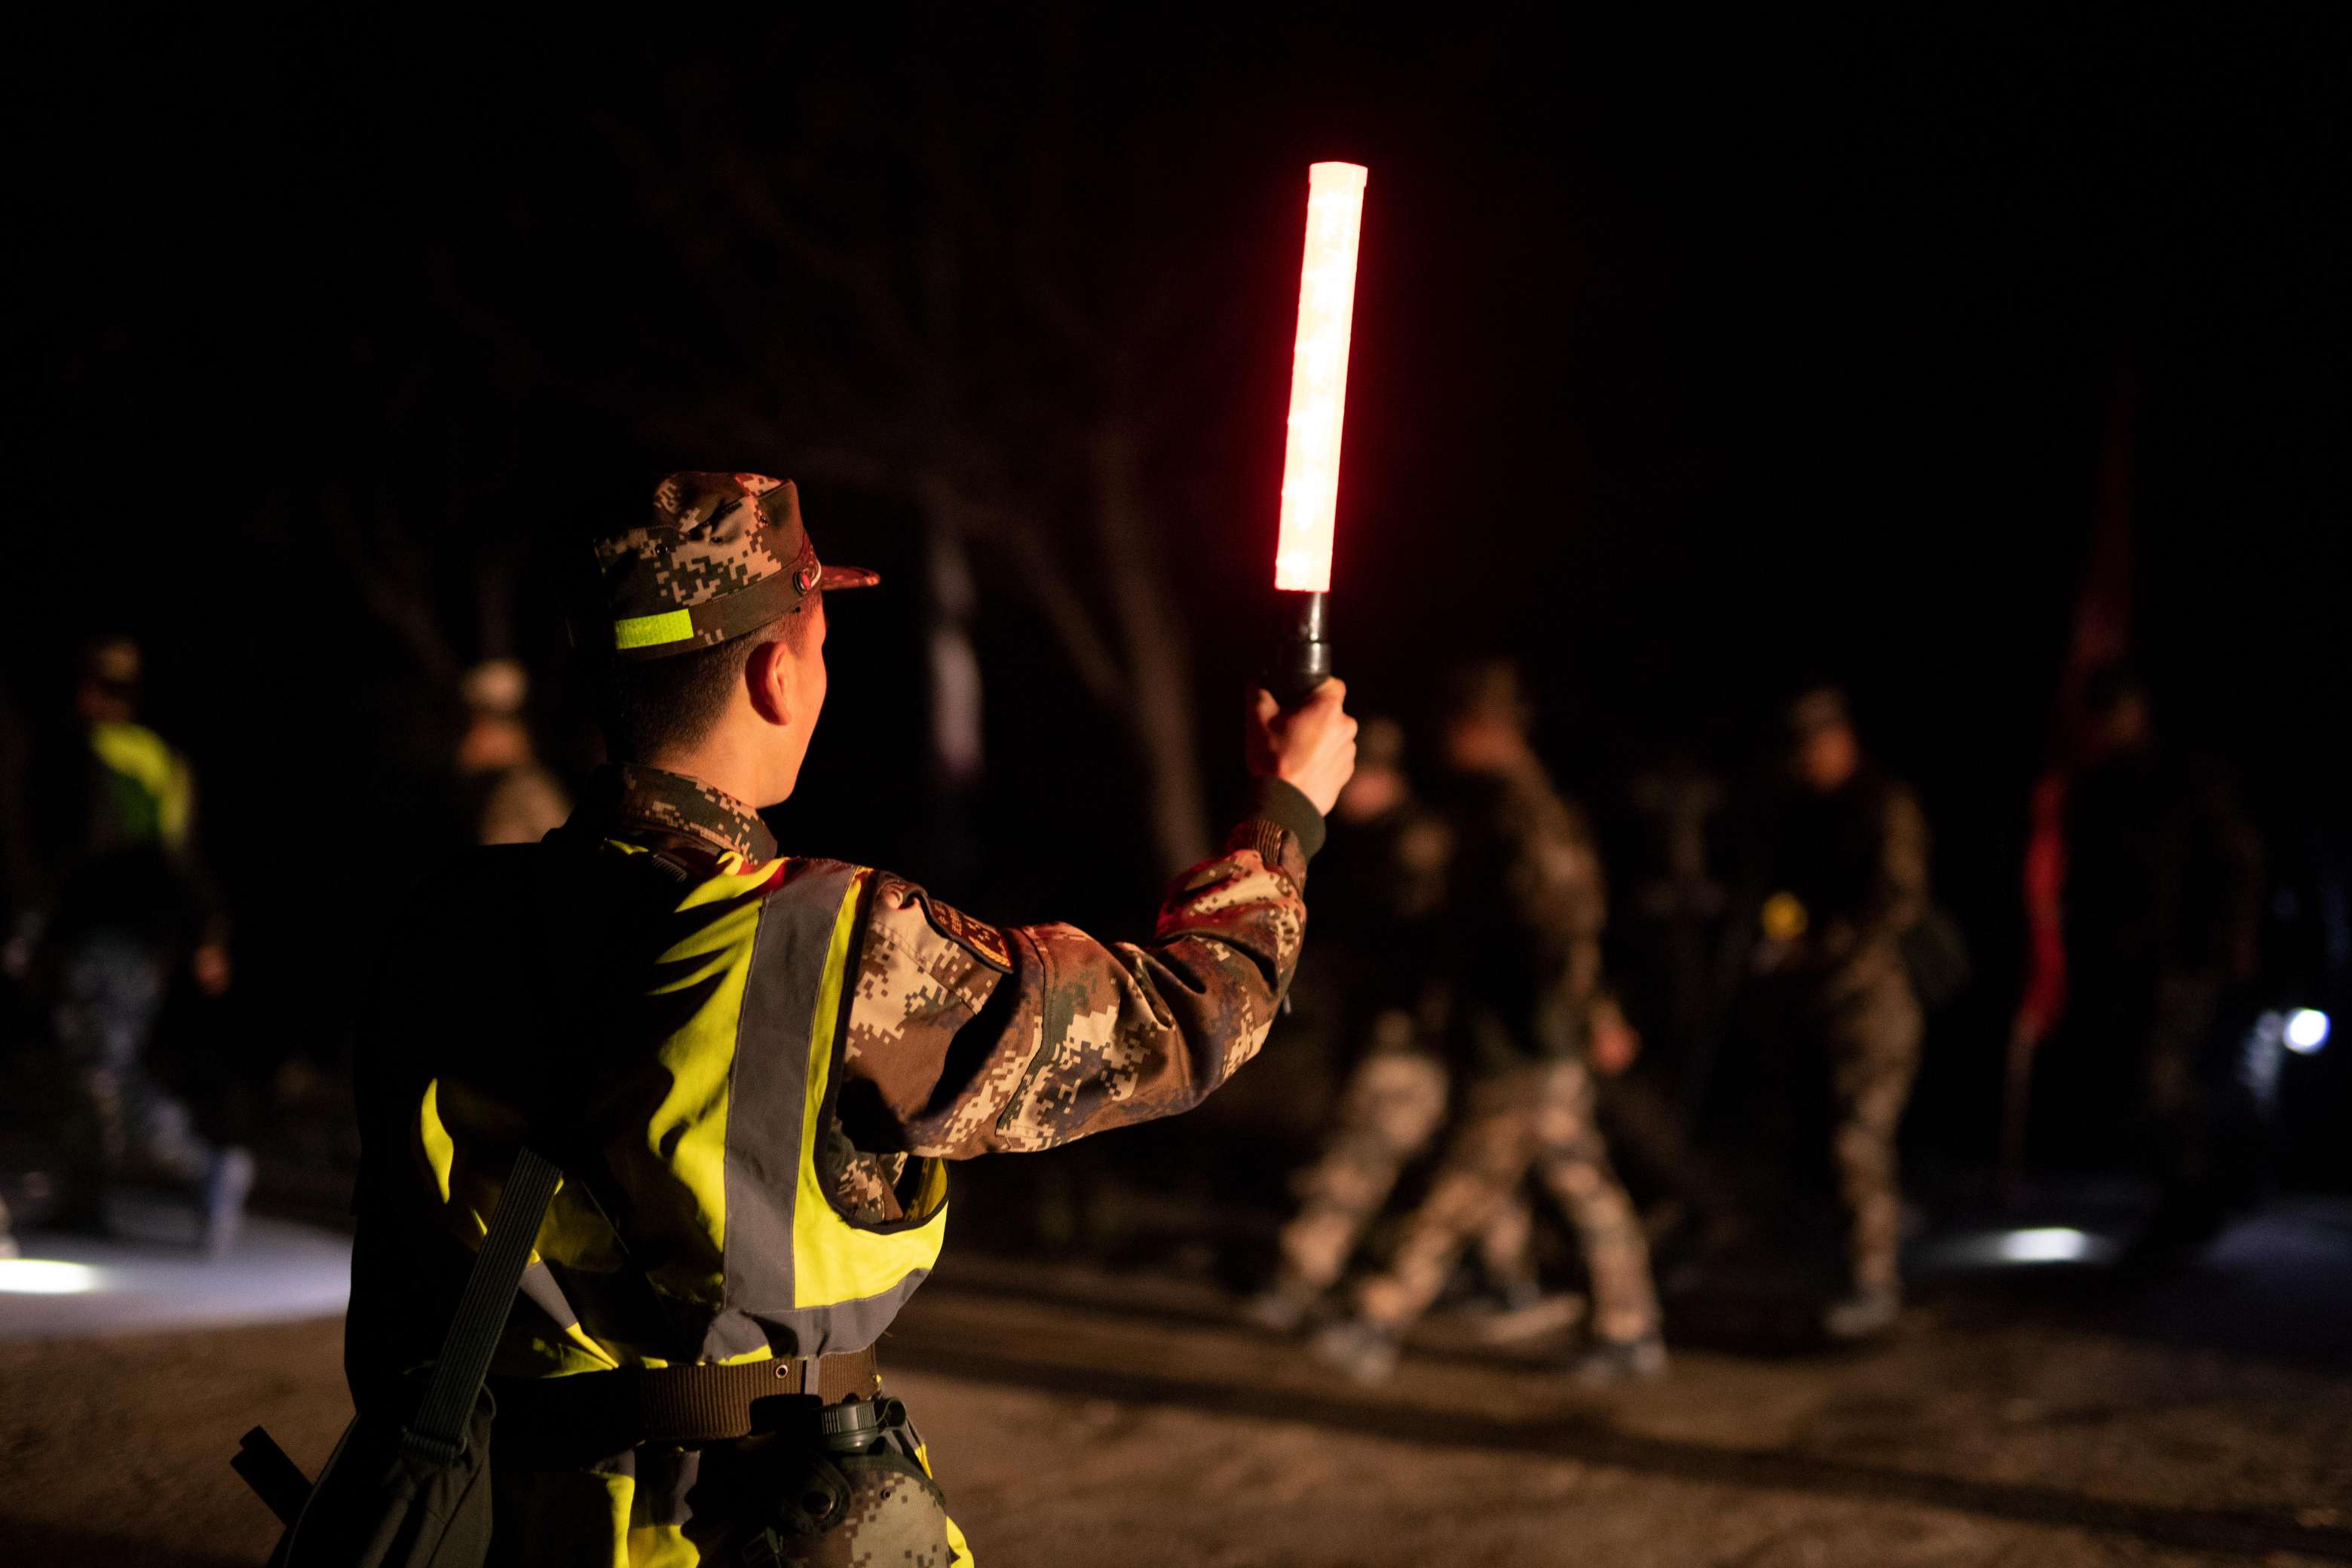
363, 841, 947, 1383
349, 762, 1315, 1566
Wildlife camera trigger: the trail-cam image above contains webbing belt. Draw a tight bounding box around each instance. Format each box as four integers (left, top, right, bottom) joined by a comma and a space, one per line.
494, 1345, 883, 1449
409, 1146, 887, 1459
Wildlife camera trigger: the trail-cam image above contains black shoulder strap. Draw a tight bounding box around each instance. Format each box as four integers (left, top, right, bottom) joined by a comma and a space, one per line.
402, 1147, 563, 1462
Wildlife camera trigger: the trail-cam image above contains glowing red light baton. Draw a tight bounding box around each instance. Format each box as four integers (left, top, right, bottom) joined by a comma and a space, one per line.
1270, 161, 1366, 703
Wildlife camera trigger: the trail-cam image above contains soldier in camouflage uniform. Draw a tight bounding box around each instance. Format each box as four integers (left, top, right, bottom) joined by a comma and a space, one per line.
2029, 666, 2263, 1248
347, 473, 1357, 1567
1315, 663, 1664, 1386
1742, 688, 1930, 1339
1251, 719, 1537, 1331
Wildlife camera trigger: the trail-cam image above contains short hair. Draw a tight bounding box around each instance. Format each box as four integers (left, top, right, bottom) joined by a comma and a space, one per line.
597, 605, 813, 762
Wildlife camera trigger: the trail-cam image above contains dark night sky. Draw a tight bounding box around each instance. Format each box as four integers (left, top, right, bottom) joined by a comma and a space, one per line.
8, 13, 2348, 1146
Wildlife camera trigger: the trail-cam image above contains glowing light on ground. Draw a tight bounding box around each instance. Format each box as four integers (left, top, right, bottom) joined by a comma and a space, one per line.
1997, 1228, 2098, 1263
0, 1259, 103, 1294
2284, 1009, 2331, 1054
1274, 161, 1367, 593
1922, 1225, 2121, 1272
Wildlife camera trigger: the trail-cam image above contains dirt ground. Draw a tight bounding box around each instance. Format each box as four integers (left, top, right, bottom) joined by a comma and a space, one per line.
5, 1209, 2351, 1568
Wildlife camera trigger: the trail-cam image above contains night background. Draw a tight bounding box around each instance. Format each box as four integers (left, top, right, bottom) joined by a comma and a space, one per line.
5, 11, 2350, 1564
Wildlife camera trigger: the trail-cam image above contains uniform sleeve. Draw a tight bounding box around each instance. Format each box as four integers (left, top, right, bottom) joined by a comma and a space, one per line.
839, 781, 1319, 1159
1867, 784, 1931, 942
1511, 793, 1608, 1021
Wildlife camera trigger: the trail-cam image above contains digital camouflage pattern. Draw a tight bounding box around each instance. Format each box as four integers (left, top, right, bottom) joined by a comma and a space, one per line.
591, 473, 880, 660
351, 765, 1315, 1566
559, 764, 1311, 1214
1349, 759, 1660, 1347
590, 762, 780, 862
792, 1453, 956, 1568
1264, 761, 1470, 1309
685, 1435, 962, 1567
1356, 1055, 1660, 1346
1755, 776, 1931, 1294
1823, 944, 1923, 1295
495, 1428, 969, 1568
1276, 1032, 1539, 1297
1815, 782, 1929, 1295
1435, 765, 1609, 1071
1276, 1018, 1444, 1292
841, 819, 1307, 1162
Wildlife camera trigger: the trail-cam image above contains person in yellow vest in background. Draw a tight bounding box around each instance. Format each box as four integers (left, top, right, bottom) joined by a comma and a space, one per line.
39, 636, 251, 1254
347, 472, 1358, 1566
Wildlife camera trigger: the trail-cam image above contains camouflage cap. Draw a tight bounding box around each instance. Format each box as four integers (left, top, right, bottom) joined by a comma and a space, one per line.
589, 473, 879, 661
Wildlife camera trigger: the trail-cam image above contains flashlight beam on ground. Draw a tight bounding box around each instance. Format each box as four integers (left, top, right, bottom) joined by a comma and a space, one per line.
1274, 162, 1367, 595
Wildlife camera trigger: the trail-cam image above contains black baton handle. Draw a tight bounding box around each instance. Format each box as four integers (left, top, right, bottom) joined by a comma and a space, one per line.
1270, 590, 1333, 708
1267, 588, 1334, 1019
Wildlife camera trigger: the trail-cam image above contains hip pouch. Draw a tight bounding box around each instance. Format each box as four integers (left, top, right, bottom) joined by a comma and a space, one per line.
231, 1148, 561, 1568
699, 1396, 954, 1568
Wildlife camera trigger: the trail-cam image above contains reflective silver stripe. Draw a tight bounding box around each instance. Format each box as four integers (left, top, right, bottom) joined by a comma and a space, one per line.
731, 1269, 932, 1361
707, 861, 859, 1361
519, 1260, 580, 1331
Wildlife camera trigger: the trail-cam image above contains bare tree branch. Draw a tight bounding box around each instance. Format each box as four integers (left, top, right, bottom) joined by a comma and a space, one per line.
320, 485, 459, 685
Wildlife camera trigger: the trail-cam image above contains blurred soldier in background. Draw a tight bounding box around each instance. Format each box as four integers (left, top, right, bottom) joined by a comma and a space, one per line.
28, 638, 251, 1254
1250, 718, 1532, 1331
455, 657, 572, 847
2014, 666, 2264, 1247
1745, 688, 1928, 1339
1315, 662, 1663, 1386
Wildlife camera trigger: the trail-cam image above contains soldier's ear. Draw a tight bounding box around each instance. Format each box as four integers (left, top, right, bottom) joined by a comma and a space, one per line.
744, 637, 793, 728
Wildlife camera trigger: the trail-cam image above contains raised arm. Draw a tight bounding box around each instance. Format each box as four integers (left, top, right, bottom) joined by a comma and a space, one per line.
840, 683, 1355, 1159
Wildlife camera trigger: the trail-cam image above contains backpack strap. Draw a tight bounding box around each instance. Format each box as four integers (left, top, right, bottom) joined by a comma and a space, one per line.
402, 1147, 563, 1463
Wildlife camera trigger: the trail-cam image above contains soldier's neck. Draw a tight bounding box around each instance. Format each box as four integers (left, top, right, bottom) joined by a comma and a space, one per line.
640, 723, 782, 813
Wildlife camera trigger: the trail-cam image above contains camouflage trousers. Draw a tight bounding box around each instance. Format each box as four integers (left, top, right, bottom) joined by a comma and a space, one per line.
1816, 951, 1924, 1294
1355, 1056, 1660, 1346
52, 930, 215, 1195
1273, 1012, 1533, 1297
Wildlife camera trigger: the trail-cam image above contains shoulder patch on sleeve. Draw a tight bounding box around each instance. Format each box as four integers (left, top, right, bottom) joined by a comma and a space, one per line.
917, 893, 1014, 973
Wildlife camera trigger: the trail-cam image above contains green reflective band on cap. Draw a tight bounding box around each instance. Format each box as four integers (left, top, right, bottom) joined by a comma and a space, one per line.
613, 608, 695, 651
